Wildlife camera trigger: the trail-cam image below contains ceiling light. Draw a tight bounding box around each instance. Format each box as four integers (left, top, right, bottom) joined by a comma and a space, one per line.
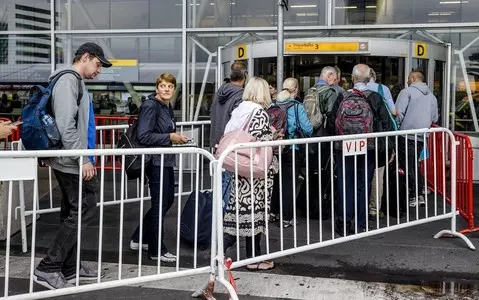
290, 5, 317, 8
440, 1, 469, 3
335, 6, 357, 9
366, 5, 377, 8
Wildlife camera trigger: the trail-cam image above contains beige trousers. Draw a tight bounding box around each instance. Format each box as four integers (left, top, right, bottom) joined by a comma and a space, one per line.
369, 166, 385, 216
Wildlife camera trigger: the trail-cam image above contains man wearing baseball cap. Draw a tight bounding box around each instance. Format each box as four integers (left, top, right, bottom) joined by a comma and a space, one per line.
34, 42, 111, 289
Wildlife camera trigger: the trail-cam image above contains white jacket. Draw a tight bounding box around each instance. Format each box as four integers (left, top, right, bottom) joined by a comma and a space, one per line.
224, 101, 263, 134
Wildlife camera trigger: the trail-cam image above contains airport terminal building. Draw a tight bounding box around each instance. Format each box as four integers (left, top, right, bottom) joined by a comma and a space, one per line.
0, 0, 478, 131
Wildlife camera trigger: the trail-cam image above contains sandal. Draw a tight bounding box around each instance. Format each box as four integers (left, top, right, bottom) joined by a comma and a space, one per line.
246, 261, 275, 271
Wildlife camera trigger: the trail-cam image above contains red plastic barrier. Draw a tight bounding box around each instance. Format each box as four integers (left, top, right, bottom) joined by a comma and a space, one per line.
94, 116, 136, 171
423, 129, 478, 234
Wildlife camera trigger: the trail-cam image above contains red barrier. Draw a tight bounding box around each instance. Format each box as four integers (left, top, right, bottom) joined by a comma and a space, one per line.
94, 116, 136, 171
423, 129, 478, 234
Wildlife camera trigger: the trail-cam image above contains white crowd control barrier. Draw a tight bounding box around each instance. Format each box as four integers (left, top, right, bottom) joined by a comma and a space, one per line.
212, 127, 474, 299
0, 146, 237, 300
14, 121, 211, 253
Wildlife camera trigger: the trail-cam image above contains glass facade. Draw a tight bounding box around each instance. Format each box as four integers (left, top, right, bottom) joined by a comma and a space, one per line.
0, 0, 477, 129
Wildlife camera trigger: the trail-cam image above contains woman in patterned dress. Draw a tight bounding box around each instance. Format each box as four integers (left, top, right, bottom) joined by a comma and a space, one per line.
222, 77, 277, 271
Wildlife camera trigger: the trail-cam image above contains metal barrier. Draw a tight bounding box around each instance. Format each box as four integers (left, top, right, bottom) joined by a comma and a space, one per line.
212, 127, 475, 299
15, 120, 212, 253
423, 130, 478, 234
1, 146, 231, 300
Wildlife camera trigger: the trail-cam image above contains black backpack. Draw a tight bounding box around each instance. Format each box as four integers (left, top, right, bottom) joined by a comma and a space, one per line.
117, 119, 151, 180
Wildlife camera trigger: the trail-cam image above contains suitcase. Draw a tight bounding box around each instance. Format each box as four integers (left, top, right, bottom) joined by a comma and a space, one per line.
180, 190, 213, 250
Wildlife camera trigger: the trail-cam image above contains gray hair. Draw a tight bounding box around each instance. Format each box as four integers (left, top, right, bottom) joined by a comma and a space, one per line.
320, 66, 337, 79
352, 64, 371, 84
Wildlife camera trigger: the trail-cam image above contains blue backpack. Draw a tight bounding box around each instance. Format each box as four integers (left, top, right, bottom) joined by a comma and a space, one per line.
21, 70, 83, 150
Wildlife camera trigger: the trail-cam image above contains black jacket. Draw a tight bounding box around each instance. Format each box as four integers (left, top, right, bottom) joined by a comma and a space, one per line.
209, 83, 244, 148
136, 95, 176, 167
328, 89, 394, 156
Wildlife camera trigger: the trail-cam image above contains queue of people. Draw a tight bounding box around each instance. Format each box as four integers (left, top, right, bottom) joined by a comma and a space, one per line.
22, 40, 438, 290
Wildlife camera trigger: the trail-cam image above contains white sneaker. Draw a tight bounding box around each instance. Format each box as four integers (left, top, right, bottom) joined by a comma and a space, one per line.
130, 240, 148, 251
409, 195, 426, 207
418, 195, 426, 206
150, 252, 177, 263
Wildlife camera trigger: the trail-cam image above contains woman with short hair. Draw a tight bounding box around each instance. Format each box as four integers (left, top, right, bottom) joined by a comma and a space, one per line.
130, 73, 189, 262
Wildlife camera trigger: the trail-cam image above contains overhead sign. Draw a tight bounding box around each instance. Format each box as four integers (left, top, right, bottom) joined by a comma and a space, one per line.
97, 59, 139, 82
236, 44, 247, 60
343, 139, 368, 156
285, 42, 369, 53
414, 43, 428, 58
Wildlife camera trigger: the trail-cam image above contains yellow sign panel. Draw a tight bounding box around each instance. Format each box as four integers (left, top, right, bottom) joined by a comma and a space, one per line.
109, 59, 138, 67
414, 43, 428, 58
285, 42, 362, 53
236, 44, 247, 60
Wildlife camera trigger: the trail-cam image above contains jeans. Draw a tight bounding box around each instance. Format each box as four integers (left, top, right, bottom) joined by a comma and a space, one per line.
336, 153, 374, 230
132, 165, 175, 256
37, 169, 98, 275
398, 137, 425, 198
223, 233, 261, 259
222, 171, 232, 215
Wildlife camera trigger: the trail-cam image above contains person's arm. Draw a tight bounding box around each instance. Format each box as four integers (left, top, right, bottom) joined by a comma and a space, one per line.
326, 93, 342, 135
369, 93, 393, 133
394, 89, 410, 123
432, 96, 439, 124
296, 104, 313, 137
383, 85, 397, 116
136, 102, 171, 146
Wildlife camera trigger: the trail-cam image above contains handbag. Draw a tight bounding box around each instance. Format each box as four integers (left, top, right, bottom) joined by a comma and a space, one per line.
215, 109, 273, 178
117, 119, 151, 180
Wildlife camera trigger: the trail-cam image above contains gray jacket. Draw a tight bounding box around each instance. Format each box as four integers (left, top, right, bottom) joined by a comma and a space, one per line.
44, 67, 90, 175
209, 83, 243, 148
396, 82, 438, 135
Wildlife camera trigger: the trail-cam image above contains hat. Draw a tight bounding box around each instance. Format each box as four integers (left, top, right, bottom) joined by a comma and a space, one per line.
75, 42, 112, 68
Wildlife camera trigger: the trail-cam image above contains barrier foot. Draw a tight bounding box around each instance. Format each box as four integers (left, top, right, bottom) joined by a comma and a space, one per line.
434, 230, 476, 250
191, 279, 216, 299
217, 277, 239, 300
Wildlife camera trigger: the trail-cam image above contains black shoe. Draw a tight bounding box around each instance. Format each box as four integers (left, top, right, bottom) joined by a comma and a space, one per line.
334, 220, 352, 237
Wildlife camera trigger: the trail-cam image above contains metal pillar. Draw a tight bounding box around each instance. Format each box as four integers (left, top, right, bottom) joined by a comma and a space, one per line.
67, 0, 73, 64
50, 0, 56, 72
277, 0, 288, 89
182, 0, 187, 121
455, 35, 479, 132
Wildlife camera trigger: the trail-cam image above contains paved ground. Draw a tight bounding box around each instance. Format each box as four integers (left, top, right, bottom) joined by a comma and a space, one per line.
1, 170, 479, 299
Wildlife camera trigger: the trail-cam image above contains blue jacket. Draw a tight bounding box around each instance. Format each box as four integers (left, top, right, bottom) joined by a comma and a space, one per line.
279, 99, 313, 139
136, 94, 176, 167
87, 96, 96, 164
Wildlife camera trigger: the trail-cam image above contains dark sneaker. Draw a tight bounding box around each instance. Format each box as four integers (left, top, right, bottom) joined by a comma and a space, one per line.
64, 266, 104, 283
34, 269, 74, 290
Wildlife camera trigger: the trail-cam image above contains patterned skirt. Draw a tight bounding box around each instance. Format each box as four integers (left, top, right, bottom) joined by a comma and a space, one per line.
223, 173, 274, 237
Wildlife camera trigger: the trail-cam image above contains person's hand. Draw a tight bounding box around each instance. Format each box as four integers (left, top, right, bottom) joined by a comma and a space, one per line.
275, 132, 285, 140
170, 133, 189, 144
82, 161, 96, 181
0, 122, 16, 139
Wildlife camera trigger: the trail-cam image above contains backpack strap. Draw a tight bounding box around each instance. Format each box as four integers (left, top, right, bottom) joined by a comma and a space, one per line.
49, 70, 84, 125
51, 70, 83, 106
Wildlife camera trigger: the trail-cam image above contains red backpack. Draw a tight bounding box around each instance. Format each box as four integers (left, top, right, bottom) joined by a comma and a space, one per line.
267, 102, 296, 137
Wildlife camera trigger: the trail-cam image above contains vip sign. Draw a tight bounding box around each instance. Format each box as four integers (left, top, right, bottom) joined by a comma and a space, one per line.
343, 139, 368, 156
